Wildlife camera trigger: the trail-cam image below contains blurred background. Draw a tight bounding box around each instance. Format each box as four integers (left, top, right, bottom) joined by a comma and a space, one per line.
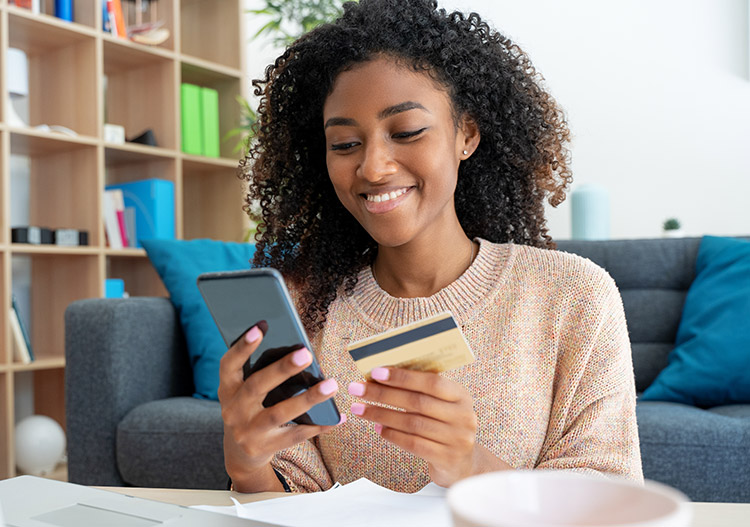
243, 0, 750, 240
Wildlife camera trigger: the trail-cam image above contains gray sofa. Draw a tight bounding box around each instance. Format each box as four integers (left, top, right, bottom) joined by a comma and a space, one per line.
65, 237, 750, 502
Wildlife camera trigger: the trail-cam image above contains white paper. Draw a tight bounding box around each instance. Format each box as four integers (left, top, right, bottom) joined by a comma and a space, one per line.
193, 478, 451, 527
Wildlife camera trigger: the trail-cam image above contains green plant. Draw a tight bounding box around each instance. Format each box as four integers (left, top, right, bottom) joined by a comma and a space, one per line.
663, 218, 681, 231
224, 0, 349, 155
249, 0, 346, 46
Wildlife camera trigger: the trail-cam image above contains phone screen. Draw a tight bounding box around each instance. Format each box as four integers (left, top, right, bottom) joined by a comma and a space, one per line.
197, 268, 340, 426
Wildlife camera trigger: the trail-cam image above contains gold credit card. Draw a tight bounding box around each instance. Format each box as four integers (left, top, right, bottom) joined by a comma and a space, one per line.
347, 312, 475, 379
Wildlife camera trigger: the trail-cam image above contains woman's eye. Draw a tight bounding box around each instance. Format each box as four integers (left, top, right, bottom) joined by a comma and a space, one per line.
330, 141, 359, 151
393, 128, 427, 139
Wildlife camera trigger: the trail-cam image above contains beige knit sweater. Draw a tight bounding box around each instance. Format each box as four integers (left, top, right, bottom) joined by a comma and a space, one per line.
272, 239, 643, 492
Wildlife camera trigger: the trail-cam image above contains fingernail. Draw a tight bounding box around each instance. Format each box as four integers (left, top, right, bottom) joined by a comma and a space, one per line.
374, 423, 383, 435
348, 382, 365, 397
319, 378, 338, 395
338, 414, 347, 425
245, 326, 262, 343
291, 347, 311, 366
351, 402, 365, 416
371, 367, 389, 381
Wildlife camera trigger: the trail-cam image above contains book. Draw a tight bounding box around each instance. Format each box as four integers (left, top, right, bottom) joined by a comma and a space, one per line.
201, 87, 220, 158
11, 295, 34, 361
110, 188, 129, 247
123, 206, 137, 248
102, 189, 124, 249
105, 179, 175, 247
181, 83, 203, 155
111, 0, 127, 38
9, 307, 31, 364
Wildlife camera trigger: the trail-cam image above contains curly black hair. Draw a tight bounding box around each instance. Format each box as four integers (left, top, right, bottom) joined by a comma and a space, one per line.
240, 0, 572, 333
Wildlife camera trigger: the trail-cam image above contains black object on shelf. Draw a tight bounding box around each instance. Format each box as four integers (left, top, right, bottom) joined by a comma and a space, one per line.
128, 129, 158, 147
11, 226, 54, 245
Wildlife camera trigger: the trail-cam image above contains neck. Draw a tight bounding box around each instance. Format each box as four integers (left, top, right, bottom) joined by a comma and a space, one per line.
372, 229, 477, 298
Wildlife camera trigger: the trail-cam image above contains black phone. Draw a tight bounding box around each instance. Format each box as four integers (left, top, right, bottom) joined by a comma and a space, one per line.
197, 268, 341, 426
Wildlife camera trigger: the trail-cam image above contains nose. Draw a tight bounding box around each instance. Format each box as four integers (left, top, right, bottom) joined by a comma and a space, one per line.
356, 138, 397, 182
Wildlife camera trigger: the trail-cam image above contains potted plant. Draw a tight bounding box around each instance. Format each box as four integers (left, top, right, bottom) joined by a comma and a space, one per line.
662, 218, 684, 238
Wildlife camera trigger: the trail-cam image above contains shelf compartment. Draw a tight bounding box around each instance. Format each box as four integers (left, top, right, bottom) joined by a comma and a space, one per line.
180, 0, 241, 70
9, 11, 99, 137
180, 62, 243, 160
107, 254, 166, 297
182, 160, 248, 242
19, 1, 99, 29
101, 0, 176, 51
12, 253, 99, 362
104, 39, 177, 150
8, 5, 98, 43
10, 135, 99, 246
105, 149, 176, 186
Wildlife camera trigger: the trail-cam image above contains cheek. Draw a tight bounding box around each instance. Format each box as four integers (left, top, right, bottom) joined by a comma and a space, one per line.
326, 161, 357, 209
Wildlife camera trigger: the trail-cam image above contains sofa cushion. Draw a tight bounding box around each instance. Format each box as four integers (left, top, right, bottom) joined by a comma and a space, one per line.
641, 236, 750, 407
142, 238, 255, 400
636, 401, 750, 502
116, 397, 225, 489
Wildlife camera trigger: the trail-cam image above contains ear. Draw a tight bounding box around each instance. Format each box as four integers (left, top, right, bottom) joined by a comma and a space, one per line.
457, 115, 480, 160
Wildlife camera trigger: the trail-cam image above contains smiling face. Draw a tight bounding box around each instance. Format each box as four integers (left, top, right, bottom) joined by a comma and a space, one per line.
323, 57, 479, 249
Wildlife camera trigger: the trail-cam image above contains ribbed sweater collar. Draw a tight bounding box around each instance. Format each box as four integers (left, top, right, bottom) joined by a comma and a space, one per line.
343, 238, 514, 330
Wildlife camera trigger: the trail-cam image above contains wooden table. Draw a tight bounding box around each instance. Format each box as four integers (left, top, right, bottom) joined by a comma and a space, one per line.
103, 486, 750, 527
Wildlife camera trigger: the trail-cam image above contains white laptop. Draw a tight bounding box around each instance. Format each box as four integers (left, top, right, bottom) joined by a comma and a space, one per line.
0, 475, 281, 526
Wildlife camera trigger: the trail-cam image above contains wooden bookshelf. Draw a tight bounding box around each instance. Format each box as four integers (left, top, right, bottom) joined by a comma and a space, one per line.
0, 0, 248, 479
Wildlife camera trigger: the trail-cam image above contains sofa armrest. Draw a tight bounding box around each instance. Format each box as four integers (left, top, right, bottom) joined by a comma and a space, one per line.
65, 297, 192, 485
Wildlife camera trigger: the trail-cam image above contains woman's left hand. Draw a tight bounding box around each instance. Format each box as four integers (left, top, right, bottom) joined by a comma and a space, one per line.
348, 367, 507, 486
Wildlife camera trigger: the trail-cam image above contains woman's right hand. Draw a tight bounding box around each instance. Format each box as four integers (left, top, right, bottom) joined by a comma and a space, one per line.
219, 323, 342, 492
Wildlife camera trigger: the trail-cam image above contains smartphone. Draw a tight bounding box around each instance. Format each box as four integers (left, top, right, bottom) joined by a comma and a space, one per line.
197, 268, 340, 426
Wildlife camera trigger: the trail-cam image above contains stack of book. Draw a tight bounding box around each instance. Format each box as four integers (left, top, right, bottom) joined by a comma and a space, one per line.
103, 179, 175, 249
181, 83, 221, 158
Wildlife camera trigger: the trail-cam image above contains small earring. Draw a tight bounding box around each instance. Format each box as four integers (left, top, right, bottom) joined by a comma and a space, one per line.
463, 150, 468, 155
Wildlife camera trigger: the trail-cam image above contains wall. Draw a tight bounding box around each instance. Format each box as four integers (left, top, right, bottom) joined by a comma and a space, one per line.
243, 0, 750, 240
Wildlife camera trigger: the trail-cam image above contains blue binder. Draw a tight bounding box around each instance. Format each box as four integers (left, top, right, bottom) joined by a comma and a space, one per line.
105, 179, 175, 247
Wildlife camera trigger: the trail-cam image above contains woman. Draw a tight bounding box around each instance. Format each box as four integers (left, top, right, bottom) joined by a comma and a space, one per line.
220, 0, 642, 493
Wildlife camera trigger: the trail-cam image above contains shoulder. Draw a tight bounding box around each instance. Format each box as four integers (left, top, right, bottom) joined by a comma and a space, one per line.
499, 243, 622, 313
511, 243, 617, 291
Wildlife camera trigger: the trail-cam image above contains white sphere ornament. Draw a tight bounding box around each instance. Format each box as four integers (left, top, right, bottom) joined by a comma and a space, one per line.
14, 415, 66, 476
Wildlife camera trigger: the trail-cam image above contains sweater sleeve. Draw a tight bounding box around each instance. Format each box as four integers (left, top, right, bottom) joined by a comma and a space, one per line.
271, 436, 334, 492
534, 264, 643, 482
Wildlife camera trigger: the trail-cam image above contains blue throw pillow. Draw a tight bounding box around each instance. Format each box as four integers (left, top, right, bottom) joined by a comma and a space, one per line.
641, 236, 750, 407
141, 238, 256, 400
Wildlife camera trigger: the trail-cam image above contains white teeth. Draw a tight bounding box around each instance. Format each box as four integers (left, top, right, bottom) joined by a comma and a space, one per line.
366, 188, 408, 202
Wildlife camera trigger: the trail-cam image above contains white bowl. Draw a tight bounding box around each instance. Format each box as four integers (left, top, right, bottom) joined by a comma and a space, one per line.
447, 470, 691, 527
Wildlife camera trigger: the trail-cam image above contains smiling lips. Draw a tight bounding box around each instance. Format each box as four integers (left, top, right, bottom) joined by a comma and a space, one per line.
362, 186, 413, 213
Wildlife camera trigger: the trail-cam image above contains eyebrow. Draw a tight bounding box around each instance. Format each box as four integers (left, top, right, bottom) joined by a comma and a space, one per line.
324, 101, 429, 129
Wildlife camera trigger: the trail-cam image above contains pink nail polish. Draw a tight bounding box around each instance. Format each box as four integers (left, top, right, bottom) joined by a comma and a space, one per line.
351, 402, 365, 416
291, 347, 311, 366
374, 423, 383, 435
319, 378, 338, 395
371, 367, 389, 381
348, 382, 365, 397
245, 326, 262, 343
338, 414, 347, 425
